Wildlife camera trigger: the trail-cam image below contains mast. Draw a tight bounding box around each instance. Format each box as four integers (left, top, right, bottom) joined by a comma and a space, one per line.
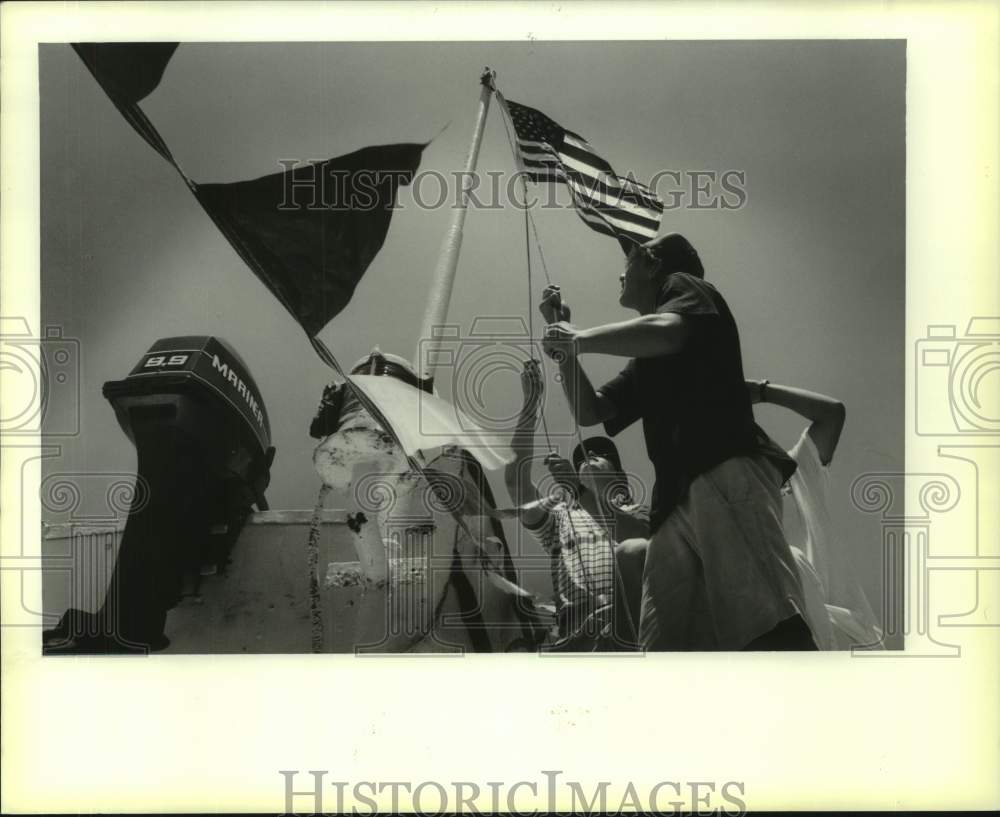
414, 68, 496, 383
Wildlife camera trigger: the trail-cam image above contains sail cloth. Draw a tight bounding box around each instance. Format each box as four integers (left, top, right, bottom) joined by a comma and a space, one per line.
72, 42, 424, 336
348, 375, 515, 471
498, 93, 664, 249
787, 428, 884, 649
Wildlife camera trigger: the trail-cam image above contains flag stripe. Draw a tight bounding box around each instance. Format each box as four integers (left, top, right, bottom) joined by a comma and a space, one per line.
557, 153, 653, 201
573, 208, 619, 237
574, 207, 648, 245
568, 189, 649, 236
568, 190, 661, 230
564, 176, 663, 222
566, 186, 654, 243
518, 139, 561, 155
570, 172, 663, 211
502, 94, 665, 250
572, 193, 657, 235
559, 139, 616, 175
551, 155, 663, 210
519, 149, 561, 167
575, 200, 658, 240
521, 159, 663, 213
523, 162, 663, 225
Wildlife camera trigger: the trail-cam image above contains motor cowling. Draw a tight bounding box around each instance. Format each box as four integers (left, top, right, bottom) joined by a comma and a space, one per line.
44, 336, 275, 653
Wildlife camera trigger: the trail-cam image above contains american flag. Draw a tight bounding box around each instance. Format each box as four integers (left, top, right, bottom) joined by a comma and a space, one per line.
500, 95, 664, 247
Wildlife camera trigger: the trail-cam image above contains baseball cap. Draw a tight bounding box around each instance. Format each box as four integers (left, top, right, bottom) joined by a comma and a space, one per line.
643, 232, 704, 278
349, 349, 432, 393
572, 436, 624, 473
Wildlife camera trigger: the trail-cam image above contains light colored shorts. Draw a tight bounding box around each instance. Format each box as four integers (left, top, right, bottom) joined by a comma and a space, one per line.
638, 455, 808, 651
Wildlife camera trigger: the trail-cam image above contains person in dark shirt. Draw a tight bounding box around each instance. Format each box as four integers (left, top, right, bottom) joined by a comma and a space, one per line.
540, 233, 815, 650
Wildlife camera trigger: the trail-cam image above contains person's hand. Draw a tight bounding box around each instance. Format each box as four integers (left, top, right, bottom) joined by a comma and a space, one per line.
519, 358, 543, 415
745, 379, 766, 405
542, 321, 579, 364
539, 286, 571, 324
512, 359, 543, 449
543, 452, 575, 482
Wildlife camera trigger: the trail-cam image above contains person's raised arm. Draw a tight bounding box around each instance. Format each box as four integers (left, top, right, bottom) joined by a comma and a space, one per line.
504, 360, 547, 528
538, 286, 617, 427
580, 313, 690, 358
747, 380, 846, 466
542, 314, 691, 360
552, 353, 618, 427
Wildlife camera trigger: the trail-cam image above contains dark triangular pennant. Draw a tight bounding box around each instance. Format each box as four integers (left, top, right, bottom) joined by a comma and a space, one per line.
193, 144, 424, 336
73, 43, 425, 337
72, 43, 179, 163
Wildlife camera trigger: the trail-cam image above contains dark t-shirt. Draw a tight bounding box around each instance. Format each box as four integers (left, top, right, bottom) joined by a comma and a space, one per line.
599, 272, 796, 531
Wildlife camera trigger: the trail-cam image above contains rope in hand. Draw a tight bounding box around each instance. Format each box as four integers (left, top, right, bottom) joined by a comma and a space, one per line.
494, 84, 640, 649
496, 88, 555, 452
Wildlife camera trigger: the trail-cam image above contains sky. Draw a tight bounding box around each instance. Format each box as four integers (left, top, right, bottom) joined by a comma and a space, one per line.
39, 40, 904, 625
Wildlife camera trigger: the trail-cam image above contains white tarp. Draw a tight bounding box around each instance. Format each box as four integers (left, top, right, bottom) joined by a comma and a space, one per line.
348, 374, 515, 472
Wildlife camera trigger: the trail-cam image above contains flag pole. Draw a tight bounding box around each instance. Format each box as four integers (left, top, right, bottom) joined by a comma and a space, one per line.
414, 67, 496, 383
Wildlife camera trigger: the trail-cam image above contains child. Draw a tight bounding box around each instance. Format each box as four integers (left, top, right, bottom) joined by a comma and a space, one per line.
506, 360, 648, 650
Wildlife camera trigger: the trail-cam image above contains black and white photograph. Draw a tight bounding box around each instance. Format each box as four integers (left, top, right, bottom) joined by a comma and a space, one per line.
2, 2, 997, 814
35, 38, 903, 656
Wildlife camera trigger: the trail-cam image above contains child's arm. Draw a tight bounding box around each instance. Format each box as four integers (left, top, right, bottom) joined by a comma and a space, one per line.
505, 360, 547, 528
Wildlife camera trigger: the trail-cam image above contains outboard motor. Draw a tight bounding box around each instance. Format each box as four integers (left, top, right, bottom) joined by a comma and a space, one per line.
44, 336, 275, 654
